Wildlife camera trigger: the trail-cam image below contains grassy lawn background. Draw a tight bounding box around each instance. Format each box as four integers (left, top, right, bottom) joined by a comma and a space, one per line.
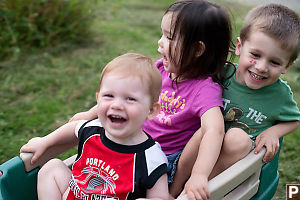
0, 0, 299, 199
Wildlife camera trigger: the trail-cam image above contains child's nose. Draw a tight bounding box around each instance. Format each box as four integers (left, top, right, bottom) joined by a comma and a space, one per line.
255, 60, 268, 73
111, 99, 124, 110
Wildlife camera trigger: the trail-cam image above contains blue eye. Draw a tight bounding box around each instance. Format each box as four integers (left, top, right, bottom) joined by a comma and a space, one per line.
127, 97, 136, 101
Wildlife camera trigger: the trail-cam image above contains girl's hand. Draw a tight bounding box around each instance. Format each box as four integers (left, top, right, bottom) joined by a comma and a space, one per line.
69, 105, 98, 122
69, 111, 92, 122
254, 132, 279, 163
20, 137, 47, 164
180, 173, 209, 200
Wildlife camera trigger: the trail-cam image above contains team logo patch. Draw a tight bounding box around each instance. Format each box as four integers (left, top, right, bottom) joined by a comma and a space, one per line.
73, 166, 116, 195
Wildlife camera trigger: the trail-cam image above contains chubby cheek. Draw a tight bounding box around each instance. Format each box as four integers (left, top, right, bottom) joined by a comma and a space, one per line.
97, 104, 106, 118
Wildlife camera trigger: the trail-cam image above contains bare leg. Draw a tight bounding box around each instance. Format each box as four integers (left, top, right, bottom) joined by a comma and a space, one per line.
209, 128, 252, 179
170, 128, 252, 197
169, 128, 205, 197
38, 158, 72, 200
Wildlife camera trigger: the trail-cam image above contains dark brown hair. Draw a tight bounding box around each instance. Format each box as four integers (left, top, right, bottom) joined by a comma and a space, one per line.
166, 0, 235, 87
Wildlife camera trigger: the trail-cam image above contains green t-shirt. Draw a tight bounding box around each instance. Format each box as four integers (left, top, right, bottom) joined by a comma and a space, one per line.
223, 65, 300, 137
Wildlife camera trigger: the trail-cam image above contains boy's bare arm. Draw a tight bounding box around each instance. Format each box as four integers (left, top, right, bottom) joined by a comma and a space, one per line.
20, 120, 81, 164
145, 174, 173, 200
255, 121, 299, 163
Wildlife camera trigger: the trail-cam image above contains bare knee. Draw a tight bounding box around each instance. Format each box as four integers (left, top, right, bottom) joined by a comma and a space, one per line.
37, 158, 70, 199
223, 128, 252, 156
210, 129, 252, 178
38, 158, 65, 180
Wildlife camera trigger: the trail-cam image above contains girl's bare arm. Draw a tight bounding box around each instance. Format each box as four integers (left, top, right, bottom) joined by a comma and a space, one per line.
183, 106, 224, 200
69, 105, 98, 122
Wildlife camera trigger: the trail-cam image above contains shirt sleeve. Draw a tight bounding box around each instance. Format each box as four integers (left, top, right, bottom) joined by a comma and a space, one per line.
277, 86, 300, 122
144, 142, 168, 188
194, 79, 223, 118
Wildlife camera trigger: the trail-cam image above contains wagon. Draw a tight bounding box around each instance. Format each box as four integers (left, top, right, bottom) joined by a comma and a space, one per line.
0, 139, 282, 200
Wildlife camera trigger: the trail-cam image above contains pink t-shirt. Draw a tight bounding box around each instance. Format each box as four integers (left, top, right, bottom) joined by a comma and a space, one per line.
143, 59, 223, 155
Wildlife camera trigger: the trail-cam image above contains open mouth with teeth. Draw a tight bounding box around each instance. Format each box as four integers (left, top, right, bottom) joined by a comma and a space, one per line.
108, 115, 127, 124
249, 71, 266, 82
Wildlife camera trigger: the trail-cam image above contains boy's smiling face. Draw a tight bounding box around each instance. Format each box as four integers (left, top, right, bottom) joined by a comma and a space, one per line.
96, 73, 153, 145
235, 31, 292, 90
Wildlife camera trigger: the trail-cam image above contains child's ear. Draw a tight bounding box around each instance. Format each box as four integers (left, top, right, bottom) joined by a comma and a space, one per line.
235, 37, 242, 56
195, 41, 206, 57
282, 61, 295, 74
147, 102, 160, 120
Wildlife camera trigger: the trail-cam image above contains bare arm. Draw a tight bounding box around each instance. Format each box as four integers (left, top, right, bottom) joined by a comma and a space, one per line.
145, 174, 173, 200
20, 120, 84, 164
255, 120, 299, 163
183, 106, 224, 200
69, 105, 98, 122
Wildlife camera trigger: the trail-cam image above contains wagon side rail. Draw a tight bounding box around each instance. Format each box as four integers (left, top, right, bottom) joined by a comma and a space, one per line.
19, 147, 265, 200
178, 148, 265, 200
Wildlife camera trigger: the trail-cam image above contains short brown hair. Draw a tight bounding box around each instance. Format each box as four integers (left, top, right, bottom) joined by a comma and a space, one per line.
240, 3, 300, 62
99, 53, 162, 105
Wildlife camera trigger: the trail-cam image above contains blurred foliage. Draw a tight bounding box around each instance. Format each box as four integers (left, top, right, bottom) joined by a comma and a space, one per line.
0, 0, 95, 61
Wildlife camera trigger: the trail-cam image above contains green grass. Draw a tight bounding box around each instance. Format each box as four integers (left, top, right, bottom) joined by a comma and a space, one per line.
0, 0, 299, 199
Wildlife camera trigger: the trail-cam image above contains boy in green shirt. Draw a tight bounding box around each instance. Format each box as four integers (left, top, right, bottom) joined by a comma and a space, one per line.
210, 3, 300, 177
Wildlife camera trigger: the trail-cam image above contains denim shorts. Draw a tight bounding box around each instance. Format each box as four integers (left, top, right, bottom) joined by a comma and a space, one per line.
166, 150, 183, 184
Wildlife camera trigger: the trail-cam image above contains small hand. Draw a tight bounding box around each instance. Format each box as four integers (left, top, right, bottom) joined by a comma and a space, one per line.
20, 137, 47, 164
254, 132, 279, 163
180, 174, 209, 200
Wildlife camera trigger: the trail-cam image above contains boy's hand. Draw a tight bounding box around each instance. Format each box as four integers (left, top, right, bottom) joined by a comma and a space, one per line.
20, 137, 47, 164
180, 173, 209, 200
254, 132, 279, 163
